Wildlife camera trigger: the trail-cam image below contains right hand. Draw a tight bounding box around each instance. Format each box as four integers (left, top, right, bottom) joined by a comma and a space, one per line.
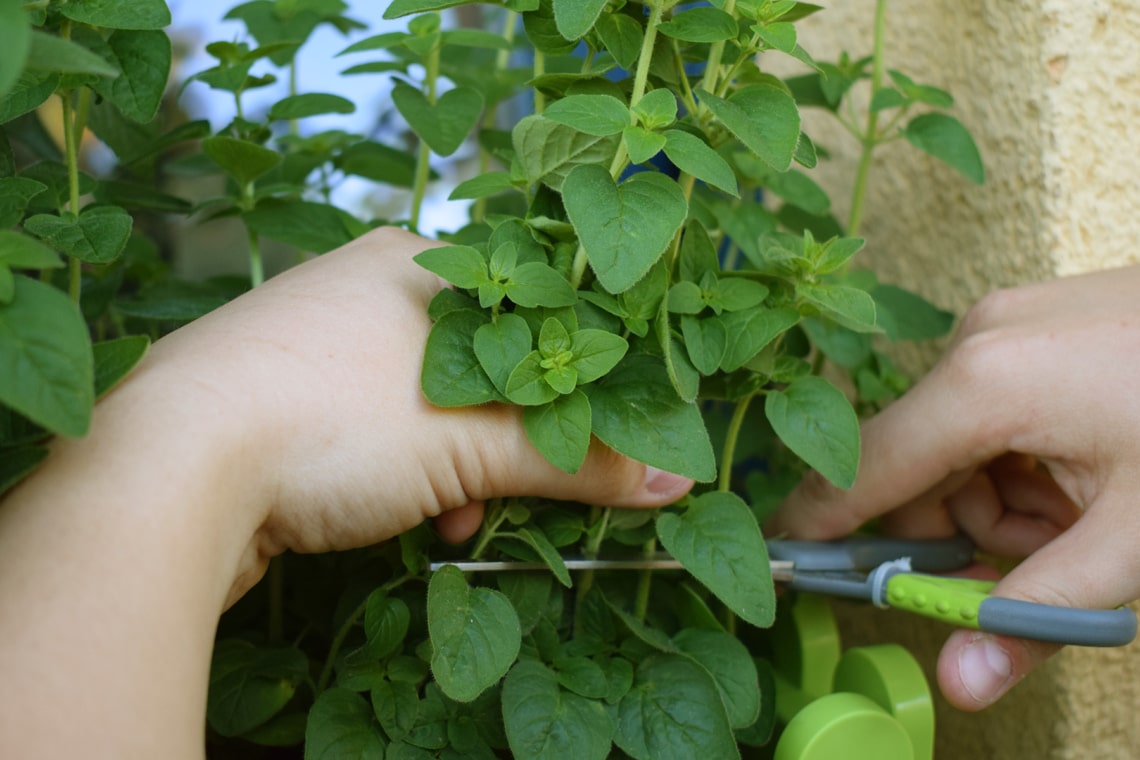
767, 264, 1140, 709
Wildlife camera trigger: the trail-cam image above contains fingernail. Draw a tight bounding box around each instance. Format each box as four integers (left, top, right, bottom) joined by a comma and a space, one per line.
958, 635, 1014, 705
643, 466, 692, 497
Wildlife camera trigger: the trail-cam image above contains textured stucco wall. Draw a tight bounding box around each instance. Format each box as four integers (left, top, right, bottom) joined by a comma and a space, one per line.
776, 1, 1140, 757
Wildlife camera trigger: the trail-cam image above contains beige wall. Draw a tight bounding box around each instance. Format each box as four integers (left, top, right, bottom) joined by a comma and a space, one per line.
781, 1, 1140, 757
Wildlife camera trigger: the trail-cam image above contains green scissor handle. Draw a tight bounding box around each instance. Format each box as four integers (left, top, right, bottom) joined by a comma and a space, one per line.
884, 571, 1138, 647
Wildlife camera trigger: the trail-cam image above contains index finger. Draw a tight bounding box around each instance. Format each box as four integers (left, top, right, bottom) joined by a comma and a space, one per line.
765, 339, 1031, 539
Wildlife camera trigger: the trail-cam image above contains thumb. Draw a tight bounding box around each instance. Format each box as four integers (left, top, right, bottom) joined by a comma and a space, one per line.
936, 495, 1140, 710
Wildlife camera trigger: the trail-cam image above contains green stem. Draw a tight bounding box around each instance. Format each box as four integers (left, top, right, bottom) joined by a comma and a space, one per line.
472, 10, 519, 224
60, 89, 83, 302
409, 40, 441, 231
315, 573, 413, 693
847, 0, 888, 237
533, 50, 546, 114
698, 0, 737, 97
634, 537, 657, 621
470, 499, 508, 559
718, 392, 757, 492
573, 506, 611, 636
246, 222, 264, 288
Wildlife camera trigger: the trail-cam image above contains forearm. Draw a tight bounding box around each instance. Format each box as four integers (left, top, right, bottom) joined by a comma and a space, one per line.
0, 345, 269, 759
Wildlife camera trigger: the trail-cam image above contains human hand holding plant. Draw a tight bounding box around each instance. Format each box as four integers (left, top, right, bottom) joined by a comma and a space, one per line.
768, 264, 1140, 711
0, 225, 693, 758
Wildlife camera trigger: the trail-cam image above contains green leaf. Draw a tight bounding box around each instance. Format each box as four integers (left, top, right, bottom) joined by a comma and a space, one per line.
0, 71, 59, 125
370, 680, 419, 742
871, 284, 955, 341
304, 688, 387, 760
589, 354, 715, 482
88, 30, 172, 124
552, 0, 608, 40
813, 236, 864, 274
714, 277, 769, 312
415, 245, 488, 289
0, 276, 92, 436
500, 524, 573, 586
427, 564, 521, 702
502, 660, 613, 760
672, 629, 760, 729
889, 69, 954, 108
761, 168, 829, 216
243, 200, 359, 253
662, 130, 738, 197
384, 0, 470, 17
869, 87, 908, 112
523, 389, 591, 475
681, 315, 727, 376
699, 85, 800, 172
903, 112, 984, 184
448, 171, 516, 200
422, 309, 501, 407
392, 82, 483, 157
0, 2, 30, 102
544, 94, 630, 137
754, 21, 797, 52
765, 375, 860, 488
632, 89, 676, 129
336, 140, 421, 187
24, 206, 133, 264
61, 0, 172, 30
623, 125, 666, 165
555, 656, 608, 699
512, 115, 619, 191
364, 591, 411, 660
562, 165, 688, 294
0, 177, 46, 228
596, 12, 642, 70
505, 351, 560, 406
92, 335, 149, 398
202, 136, 282, 187
474, 313, 532, 395
614, 654, 739, 760
0, 230, 60, 271
208, 640, 309, 737
24, 31, 120, 78
719, 306, 800, 371
798, 282, 878, 333
506, 262, 577, 308
269, 92, 356, 120
658, 8, 738, 42
655, 491, 775, 628
568, 329, 627, 383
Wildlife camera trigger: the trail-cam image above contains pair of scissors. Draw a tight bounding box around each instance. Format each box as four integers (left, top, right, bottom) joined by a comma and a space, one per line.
432, 535, 1137, 647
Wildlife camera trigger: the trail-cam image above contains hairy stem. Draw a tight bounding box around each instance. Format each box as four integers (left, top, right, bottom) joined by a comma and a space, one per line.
698, 0, 737, 97
470, 498, 508, 559
847, 0, 888, 236
472, 9, 519, 224
315, 573, 413, 693
410, 40, 442, 231
634, 537, 657, 621
718, 392, 757, 492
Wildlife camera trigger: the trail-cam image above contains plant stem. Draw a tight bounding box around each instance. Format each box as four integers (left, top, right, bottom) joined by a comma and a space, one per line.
847, 0, 888, 237
698, 0, 737, 97
532, 50, 545, 114
60, 87, 85, 303
409, 40, 441, 231
634, 537, 657, 621
246, 223, 264, 288
314, 573, 413, 693
718, 392, 757, 492
472, 9, 519, 224
470, 498, 508, 559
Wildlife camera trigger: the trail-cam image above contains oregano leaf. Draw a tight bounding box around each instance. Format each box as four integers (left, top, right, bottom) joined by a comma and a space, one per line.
622, 125, 666, 165
23, 206, 133, 265
672, 629, 761, 729
719, 306, 800, 372
502, 660, 613, 760
562, 165, 688, 295
60, 0, 172, 30
304, 688, 387, 760
658, 7, 738, 42
662, 130, 738, 197
655, 491, 776, 628
269, 92, 356, 121
699, 85, 800, 172
473, 313, 532, 395
92, 335, 149, 399
506, 262, 577, 308
392, 82, 483, 157
202, 136, 282, 187
903, 112, 984, 184
765, 375, 860, 488
427, 564, 521, 702
421, 309, 501, 407
544, 94, 630, 137
522, 389, 591, 476
414, 245, 488, 289
551, 0, 608, 40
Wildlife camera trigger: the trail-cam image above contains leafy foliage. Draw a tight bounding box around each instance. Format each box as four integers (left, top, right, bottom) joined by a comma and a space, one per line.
0, 0, 981, 757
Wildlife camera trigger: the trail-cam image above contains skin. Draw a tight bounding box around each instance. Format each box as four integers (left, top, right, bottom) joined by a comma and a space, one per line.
0, 227, 694, 759
768, 264, 1140, 711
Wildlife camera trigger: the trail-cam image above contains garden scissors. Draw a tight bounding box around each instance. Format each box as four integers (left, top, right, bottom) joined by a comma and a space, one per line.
433, 534, 1138, 648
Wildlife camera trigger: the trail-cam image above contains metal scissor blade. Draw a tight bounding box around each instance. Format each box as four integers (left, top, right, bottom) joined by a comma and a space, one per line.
430, 557, 796, 578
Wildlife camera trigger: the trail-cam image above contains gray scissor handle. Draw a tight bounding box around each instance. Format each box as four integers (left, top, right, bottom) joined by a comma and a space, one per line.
766, 534, 975, 573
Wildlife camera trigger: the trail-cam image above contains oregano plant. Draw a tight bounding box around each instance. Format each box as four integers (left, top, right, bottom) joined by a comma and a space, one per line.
0, 0, 980, 757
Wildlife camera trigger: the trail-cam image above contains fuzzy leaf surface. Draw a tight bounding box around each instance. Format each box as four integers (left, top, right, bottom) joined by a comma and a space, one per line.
656, 492, 775, 627
427, 564, 521, 702
904, 112, 984, 184
304, 688, 386, 760
765, 375, 860, 488
502, 660, 613, 760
